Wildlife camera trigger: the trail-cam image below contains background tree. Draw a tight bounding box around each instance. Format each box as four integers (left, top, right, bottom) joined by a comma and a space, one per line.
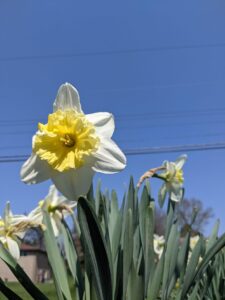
154, 198, 214, 236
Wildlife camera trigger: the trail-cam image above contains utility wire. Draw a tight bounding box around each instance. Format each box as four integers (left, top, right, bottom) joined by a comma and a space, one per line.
0, 42, 225, 62
1, 105, 225, 126
1, 142, 225, 163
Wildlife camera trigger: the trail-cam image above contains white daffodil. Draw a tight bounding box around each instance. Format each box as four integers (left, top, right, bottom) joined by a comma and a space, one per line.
20, 83, 126, 200
159, 155, 187, 202
30, 185, 76, 236
153, 234, 165, 259
0, 202, 43, 260
190, 235, 200, 251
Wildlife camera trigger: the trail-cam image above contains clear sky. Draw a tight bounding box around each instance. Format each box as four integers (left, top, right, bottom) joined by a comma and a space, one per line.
0, 0, 225, 234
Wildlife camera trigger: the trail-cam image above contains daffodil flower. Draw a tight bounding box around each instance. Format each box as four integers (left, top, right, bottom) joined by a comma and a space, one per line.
20, 83, 126, 200
190, 235, 200, 251
153, 234, 165, 259
159, 155, 187, 203
0, 202, 43, 260
29, 185, 76, 236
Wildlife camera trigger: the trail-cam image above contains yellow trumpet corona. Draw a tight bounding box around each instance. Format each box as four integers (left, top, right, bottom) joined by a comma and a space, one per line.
33, 110, 100, 172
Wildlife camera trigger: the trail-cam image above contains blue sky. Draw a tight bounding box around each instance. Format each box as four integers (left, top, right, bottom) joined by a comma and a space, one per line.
0, 0, 225, 234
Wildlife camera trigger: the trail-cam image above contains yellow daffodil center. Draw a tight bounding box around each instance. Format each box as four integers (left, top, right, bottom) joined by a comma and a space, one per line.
175, 169, 184, 184
33, 110, 100, 172
163, 166, 184, 184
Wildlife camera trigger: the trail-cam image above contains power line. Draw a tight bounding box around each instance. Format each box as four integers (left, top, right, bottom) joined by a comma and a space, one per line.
0, 42, 225, 62
1, 104, 225, 125
1, 142, 225, 163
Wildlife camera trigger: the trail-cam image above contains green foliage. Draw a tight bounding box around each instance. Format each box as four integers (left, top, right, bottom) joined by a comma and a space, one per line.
1, 178, 225, 299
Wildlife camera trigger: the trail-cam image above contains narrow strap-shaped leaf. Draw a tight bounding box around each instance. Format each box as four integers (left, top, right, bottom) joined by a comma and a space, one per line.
206, 219, 220, 253
187, 282, 200, 300
139, 186, 150, 259
0, 278, 23, 300
183, 234, 225, 297
144, 205, 155, 296
43, 212, 72, 300
180, 236, 203, 299
0, 244, 48, 300
165, 200, 176, 241
77, 196, 113, 300
61, 219, 84, 299
147, 253, 165, 300
162, 223, 179, 300
127, 262, 144, 300
158, 183, 167, 208
177, 234, 190, 283
122, 209, 133, 300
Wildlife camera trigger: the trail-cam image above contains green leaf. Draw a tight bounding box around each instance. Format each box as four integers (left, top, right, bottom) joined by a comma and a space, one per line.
60, 219, 84, 299
147, 253, 165, 300
177, 234, 190, 283
181, 233, 225, 298
127, 262, 144, 300
122, 209, 133, 300
109, 192, 122, 263
0, 244, 48, 300
180, 236, 203, 299
144, 205, 155, 296
77, 196, 113, 300
158, 183, 167, 208
206, 219, 220, 253
187, 282, 199, 300
162, 223, 179, 299
60, 220, 78, 281
95, 179, 102, 215
133, 227, 141, 271
165, 200, 176, 241
139, 186, 150, 253
0, 278, 23, 300
43, 212, 72, 300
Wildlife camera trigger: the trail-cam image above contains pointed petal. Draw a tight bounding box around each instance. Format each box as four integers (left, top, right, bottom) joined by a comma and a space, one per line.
28, 206, 43, 224
175, 154, 187, 170
4, 202, 13, 224
20, 153, 51, 184
51, 166, 94, 200
6, 237, 20, 260
86, 112, 115, 138
46, 185, 59, 206
51, 217, 60, 237
53, 83, 83, 113
92, 138, 126, 174
170, 188, 183, 202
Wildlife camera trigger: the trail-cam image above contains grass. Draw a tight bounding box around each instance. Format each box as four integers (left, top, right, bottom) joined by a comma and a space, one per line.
0, 279, 76, 299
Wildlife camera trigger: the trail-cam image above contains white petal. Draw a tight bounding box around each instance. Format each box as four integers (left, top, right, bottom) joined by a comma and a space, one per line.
28, 207, 43, 224
175, 154, 187, 170
4, 202, 13, 224
51, 166, 94, 200
170, 189, 183, 202
20, 153, 51, 184
46, 185, 59, 206
86, 112, 115, 138
92, 138, 126, 174
51, 217, 60, 237
53, 83, 83, 113
6, 237, 20, 260
15, 231, 26, 239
